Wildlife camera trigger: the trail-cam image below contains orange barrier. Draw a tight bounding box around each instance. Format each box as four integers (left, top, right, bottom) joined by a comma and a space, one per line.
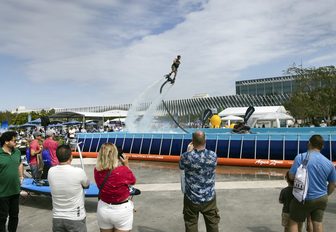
127, 153, 180, 163
73, 152, 295, 168
73, 152, 97, 158
217, 158, 293, 168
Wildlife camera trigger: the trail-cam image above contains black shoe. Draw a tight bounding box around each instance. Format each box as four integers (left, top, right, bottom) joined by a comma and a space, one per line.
33, 179, 49, 186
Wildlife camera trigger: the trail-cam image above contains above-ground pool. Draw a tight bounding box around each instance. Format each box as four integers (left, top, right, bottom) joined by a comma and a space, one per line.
76, 127, 336, 163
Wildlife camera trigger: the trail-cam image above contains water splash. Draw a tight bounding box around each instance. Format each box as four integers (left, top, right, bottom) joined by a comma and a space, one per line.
125, 78, 178, 133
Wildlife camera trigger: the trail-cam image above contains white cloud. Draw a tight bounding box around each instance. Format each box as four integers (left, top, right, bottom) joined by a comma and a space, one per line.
0, 0, 335, 109
307, 53, 336, 65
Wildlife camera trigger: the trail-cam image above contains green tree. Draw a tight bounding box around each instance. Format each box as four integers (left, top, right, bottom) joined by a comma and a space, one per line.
11, 113, 29, 125
0, 108, 57, 126
284, 65, 336, 124
0, 111, 13, 124
48, 108, 56, 115
31, 111, 40, 121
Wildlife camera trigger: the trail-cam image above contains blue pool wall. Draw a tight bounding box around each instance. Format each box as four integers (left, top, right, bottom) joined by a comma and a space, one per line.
76, 127, 336, 161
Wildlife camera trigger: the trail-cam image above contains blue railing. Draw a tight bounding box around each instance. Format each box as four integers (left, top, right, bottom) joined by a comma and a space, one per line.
76, 129, 336, 161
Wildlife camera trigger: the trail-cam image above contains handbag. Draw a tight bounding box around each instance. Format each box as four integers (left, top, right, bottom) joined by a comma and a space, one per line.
293, 152, 310, 203
98, 170, 112, 200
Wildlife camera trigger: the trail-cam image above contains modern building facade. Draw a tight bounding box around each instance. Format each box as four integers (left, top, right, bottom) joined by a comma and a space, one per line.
53, 94, 290, 118
235, 75, 298, 95
54, 104, 131, 113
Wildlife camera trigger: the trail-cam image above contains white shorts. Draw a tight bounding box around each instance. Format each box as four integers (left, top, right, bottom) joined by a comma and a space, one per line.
97, 200, 134, 230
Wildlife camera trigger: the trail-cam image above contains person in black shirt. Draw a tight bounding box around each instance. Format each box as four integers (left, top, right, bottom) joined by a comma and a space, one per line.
279, 171, 304, 232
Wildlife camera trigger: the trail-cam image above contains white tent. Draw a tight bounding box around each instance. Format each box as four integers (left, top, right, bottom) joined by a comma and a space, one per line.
221, 115, 244, 121
257, 112, 293, 120
101, 110, 128, 118
218, 106, 293, 128
104, 118, 126, 125
50, 110, 128, 119
218, 106, 287, 117
255, 112, 294, 128
221, 115, 244, 127
109, 118, 126, 122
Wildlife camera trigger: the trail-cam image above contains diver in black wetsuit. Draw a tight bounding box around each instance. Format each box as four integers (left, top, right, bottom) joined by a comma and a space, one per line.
165, 55, 181, 83
232, 121, 251, 134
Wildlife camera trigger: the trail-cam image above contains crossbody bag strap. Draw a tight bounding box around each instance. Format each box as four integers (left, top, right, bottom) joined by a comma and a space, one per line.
302, 151, 310, 167
98, 170, 112, 199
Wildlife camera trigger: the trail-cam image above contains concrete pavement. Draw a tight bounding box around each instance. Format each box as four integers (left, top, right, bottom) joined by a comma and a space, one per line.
17, 160, 336, 232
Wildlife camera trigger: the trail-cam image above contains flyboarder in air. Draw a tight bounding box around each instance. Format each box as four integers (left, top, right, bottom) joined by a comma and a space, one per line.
165, 55, 181, 84
160, 55, 181, 94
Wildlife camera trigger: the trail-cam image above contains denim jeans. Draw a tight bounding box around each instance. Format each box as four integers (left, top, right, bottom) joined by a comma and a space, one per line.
29, 164, 41, 179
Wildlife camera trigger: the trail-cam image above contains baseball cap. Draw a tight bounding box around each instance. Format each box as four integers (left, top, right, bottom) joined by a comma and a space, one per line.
33, 131, 42, 137
45, 129, 55, 137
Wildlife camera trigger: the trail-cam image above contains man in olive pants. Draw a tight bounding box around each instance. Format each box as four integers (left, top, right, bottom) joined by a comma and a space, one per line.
180, 131, 220, 232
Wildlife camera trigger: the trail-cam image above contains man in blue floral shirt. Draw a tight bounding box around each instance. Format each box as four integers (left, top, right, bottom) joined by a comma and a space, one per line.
180, 130, 220, 232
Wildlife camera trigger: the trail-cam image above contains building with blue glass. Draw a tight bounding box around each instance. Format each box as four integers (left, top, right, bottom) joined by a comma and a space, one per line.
235, 75, 298, 95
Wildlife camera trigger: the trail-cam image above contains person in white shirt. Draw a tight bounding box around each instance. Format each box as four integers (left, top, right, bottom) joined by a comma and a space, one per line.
68, 127, 76, 139
48, 144, 90, 232
319, 120, 327, 127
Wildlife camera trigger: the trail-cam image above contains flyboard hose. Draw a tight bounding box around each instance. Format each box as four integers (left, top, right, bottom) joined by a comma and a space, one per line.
159, 57, 188, 133
160, 75, 188, 133
161, 100, 188, 133
160, 79, 171, 94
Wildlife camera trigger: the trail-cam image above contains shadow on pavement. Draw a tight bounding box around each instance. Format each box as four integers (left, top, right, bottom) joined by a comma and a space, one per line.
84, 199, 98, 213
19, 194, 52, 210
20, 193, 99, 213
246, 226, 278, 232
326, 201, 336, 214
136, 226, 166, 232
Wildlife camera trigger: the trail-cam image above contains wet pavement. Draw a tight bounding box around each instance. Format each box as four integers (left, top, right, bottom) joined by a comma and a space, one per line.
18, 159, 336, 232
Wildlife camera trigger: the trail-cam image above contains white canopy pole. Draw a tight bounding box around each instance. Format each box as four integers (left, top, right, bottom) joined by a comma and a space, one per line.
76, 142, 85, 171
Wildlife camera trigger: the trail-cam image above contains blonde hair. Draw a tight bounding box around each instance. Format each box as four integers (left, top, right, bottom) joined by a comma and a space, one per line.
96, 143, 119, 171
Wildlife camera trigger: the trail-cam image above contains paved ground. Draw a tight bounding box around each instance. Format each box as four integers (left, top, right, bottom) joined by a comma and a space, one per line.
17, 159, 336, 232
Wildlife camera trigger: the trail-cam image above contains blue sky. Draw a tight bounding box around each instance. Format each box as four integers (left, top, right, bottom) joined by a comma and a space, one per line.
0, 0, 335, 111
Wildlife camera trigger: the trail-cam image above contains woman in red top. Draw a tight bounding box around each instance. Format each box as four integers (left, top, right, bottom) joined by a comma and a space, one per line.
94, 143, 136, 232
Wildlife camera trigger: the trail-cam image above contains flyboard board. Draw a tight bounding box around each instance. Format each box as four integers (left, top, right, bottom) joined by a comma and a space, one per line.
21, 178, 99, 197
21, 178, 141, 198
21, 143, 141, 198
160, 75, 175, 94
21, 142, 99, 197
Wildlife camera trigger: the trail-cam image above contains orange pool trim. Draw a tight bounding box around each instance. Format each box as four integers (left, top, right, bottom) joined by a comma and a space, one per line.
73, 152, 296, 168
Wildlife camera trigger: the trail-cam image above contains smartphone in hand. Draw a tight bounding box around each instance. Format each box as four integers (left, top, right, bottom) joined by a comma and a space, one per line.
117, 146, 124, 159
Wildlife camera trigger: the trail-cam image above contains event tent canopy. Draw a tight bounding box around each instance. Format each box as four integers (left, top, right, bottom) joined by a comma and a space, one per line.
221, 115, 244, 121
63, 120, 82, 126
218, 106, 293, 128
19, 123, 38, 128
29, 118, 41, 124
256, 112, 293, 120
218, 106, 287, 117
49, 110, 128, 119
